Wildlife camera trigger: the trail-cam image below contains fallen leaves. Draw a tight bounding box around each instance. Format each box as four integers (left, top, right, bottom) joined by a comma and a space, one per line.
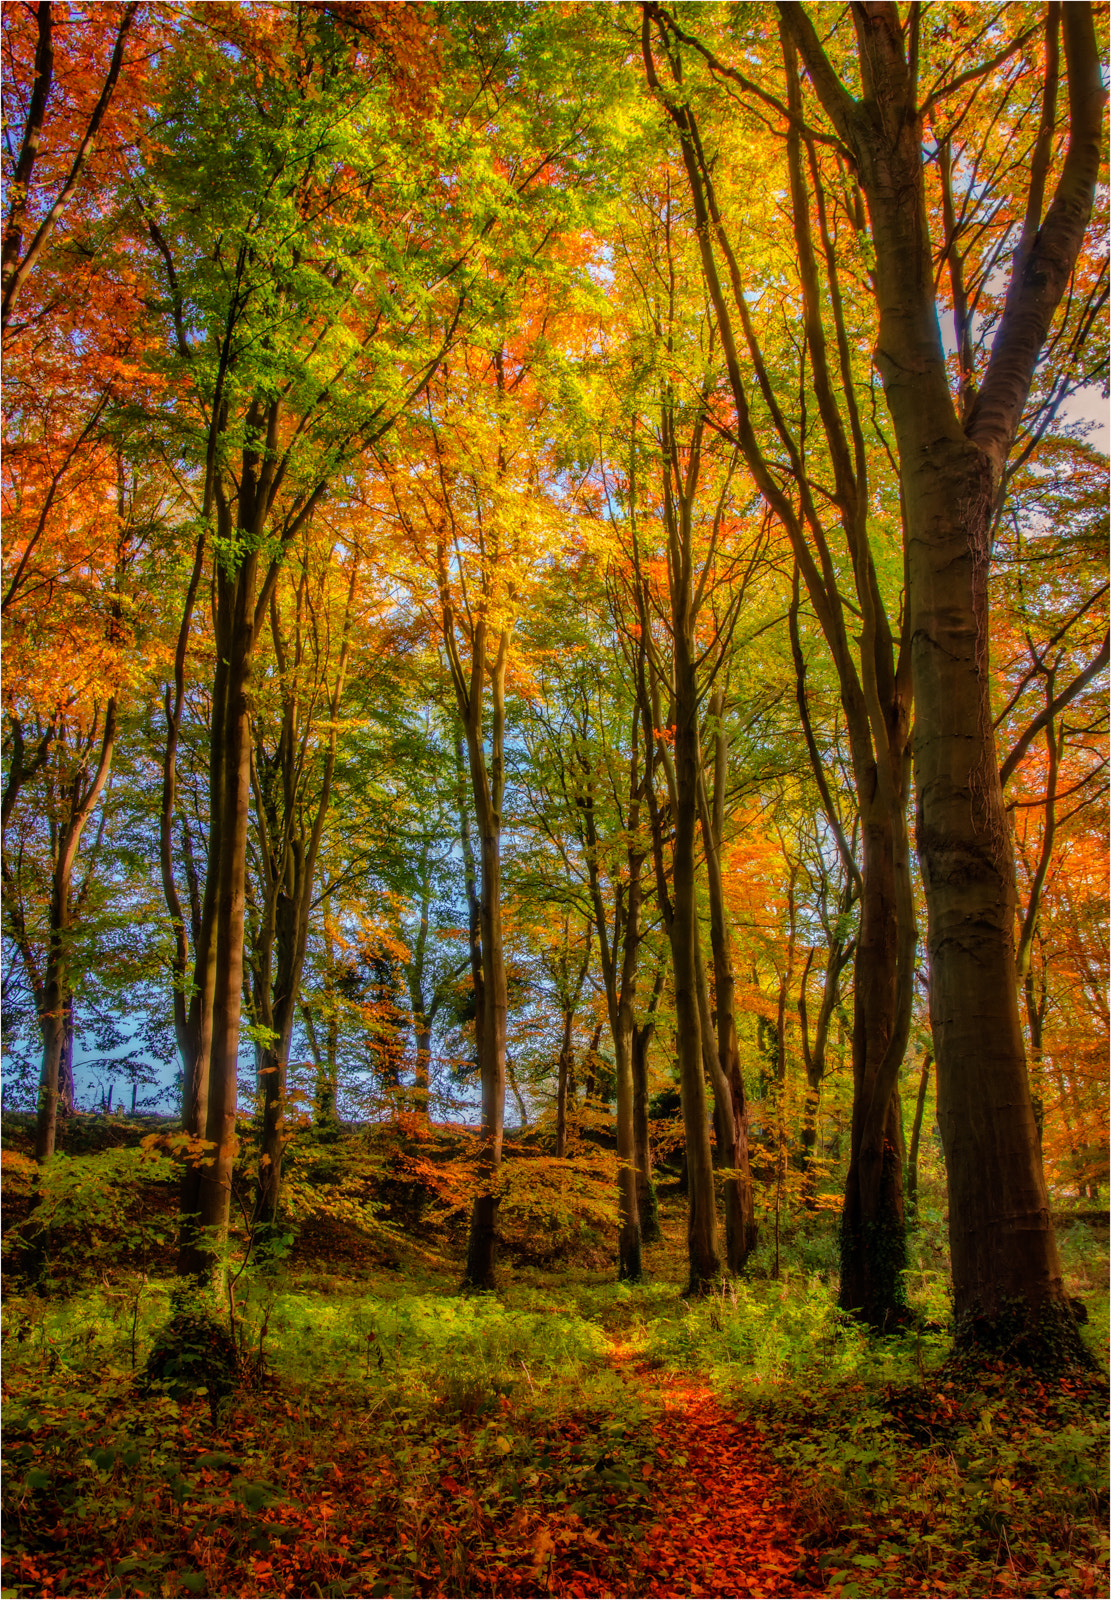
638, 1385, 822, 1598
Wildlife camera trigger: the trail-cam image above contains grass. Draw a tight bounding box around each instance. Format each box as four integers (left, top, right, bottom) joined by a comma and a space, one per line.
1, 1140, 1107, 1600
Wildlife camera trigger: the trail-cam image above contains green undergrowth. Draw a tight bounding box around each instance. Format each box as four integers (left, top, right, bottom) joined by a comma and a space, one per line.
0, 1267, 660, 1599
1, 1150, 1106, 1599
755, 1354, 1109, 1599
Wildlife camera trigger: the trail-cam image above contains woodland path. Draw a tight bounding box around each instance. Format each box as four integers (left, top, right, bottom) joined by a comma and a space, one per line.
561, 1340, 825, 1600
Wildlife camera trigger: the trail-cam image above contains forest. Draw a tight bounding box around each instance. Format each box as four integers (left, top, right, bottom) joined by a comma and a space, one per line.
1, 3, 1108, 1597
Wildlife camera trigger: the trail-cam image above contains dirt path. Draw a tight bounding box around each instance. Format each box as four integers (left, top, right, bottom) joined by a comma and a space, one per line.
603, 1340, 824, 1600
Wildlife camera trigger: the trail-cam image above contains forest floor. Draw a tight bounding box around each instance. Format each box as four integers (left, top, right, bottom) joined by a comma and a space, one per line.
1, 1123, 1108, 1599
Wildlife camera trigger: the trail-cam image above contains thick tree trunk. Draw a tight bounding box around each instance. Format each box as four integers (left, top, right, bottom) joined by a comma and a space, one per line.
57, 994, 75, 1117
555, 1006, 574, 1159
464, 807, 507, 1289
839, 803, 912, 1327
781, 0, 1103, 1353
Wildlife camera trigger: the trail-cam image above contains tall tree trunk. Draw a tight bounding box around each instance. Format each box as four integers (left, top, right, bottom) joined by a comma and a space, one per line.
906, 1050, 932, 1223
161, 530, 207, 1113
782, 0, 1103, 1351
58, 995, 74, 1117
34, 700, 116, 1163
798, 920, 853, 1206
613, 991, 641, 1281
555, 1004, 574, 1159
254, 873, 305, 1227
580, 706, 647, 1281
449, 604, 509, 1291
464, 782, 507, 1289
177, 652, 223, 1273
632, 1009, 660, 1244
698, 693, 757, 1270
671, 638, 721, 1293
196, 554, 257, 1288
839, 801, 913, 1326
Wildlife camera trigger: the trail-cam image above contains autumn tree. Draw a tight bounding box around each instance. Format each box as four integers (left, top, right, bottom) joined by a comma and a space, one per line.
597, 169, 766, 1289
518, 573, 661, 1276
767, 0, 1106, 1349
641, 6, 920, 1326
144, 3, 459, 1281
1, 3, 175, 1160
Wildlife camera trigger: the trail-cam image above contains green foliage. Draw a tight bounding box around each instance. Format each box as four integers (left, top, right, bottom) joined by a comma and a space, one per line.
1, 1205, 1107, 1600
767, 1358, 1109, 1599
3, 1143, 178, 1286
142, 1299, 240, 1415
497, 1150, 619, 1267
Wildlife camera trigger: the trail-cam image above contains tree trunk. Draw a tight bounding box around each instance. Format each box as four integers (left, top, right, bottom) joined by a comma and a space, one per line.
633, 999, 661, 1244
671, 641, 721, 1293
254, 874, 308, 1227
555, 1005, 573, 1159
34, 700, 116, 1163
449, 594, 509, 1291
782, 0, 1103, 1352
254, 720, 344, 1219
613, 996, 641, 1281
35, 966, 66, 1164
698, 697, 757, 1270
161, 530, 207, 1119
58, 994, 74, 1117
195, 552, 257, 1289
464, 797, 507, 1289
839, 802, 913, 1327
177, 651, 223, 1273
906, 1050, 933, 1223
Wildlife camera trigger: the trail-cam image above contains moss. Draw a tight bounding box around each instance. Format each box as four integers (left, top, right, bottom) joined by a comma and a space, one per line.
839, 1203, 910, 1331
639, 1181, 661, 1245
142, 1300, 240, 1420
953, 1294, 1100, 1374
